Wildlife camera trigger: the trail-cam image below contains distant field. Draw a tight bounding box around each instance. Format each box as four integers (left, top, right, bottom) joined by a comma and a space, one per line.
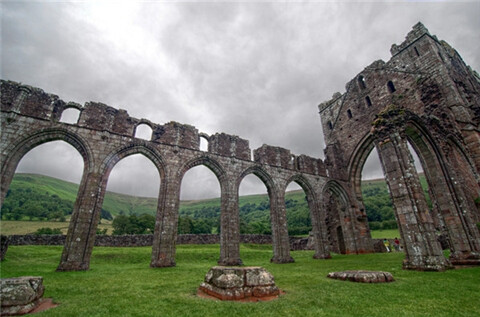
370, 229, 400, 239
0, 220, 113, 235
2, 219, 398, 241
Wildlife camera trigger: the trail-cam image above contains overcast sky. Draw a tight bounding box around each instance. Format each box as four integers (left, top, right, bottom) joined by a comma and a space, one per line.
3, 1, 479, 199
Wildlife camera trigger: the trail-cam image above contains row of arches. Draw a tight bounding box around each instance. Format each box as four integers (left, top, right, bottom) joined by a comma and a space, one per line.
1, 127, 338, 270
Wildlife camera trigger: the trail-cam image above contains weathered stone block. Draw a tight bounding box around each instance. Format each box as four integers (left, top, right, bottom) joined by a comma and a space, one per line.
0, 276, 45, 316
327, 270, 394, 283
198, 266, 280, 301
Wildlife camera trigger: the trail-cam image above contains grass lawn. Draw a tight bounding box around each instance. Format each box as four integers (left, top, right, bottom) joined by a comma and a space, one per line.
1, 245, 479, 316
370, 229, 400, 239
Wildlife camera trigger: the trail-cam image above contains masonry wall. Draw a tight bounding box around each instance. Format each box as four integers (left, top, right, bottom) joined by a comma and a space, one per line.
318, 22, 480, 270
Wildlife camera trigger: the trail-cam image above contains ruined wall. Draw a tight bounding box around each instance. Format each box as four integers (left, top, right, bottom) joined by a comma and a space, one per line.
1, 79, 331, 271
319, 22, 480, 270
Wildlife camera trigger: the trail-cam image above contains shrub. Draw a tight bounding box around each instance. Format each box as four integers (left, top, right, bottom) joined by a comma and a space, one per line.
34, 227, 62, 235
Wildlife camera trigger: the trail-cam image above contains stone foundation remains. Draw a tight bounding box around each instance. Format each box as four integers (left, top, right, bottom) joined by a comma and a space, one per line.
198, 266, 280, 301
0, 277, 46, 316
327, 271, 394, 283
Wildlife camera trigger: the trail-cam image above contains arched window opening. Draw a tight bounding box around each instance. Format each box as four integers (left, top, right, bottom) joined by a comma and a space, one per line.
179, 165, 221, 234
200, 136, 209, 152
285, 181, 310, 237
347, 109, 353, 119
60, 108, 81, 124
358, 75, 366, 90
414, 46, 420, 57
2, 141, 83, 232
327, 121, 333, 130
105, 154, 160, 234
387, 81, 396, 93
239, 174, 270, 235
365, 96, 372, 107
134, 124, 153, 141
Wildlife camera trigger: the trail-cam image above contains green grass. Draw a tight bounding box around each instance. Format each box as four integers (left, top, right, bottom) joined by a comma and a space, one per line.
1, 245, 479, 316
370, 229, 400, 239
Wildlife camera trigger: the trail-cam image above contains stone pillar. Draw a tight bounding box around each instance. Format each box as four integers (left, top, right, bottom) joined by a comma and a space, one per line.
269, 189, 294, 263
375, 132, 450, 271
407, 129, 480, 265
309, 197, 331, 259
151, 174, 181, 267
57, 171, 105, 271
218, 180, 242, 266
462, 128, 480, 175
441, 144, 480, 264
348, 192, 375, 254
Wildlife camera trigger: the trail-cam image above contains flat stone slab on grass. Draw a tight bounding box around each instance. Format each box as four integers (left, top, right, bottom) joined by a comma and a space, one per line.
327, 270, 394, 283
198, 266, 281, 301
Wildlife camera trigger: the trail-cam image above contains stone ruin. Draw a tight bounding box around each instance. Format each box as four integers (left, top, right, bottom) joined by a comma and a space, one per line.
0, 277, 50, 316
198, 266, 280, 301
327, 271, 394, 283
0, 23, 479, 272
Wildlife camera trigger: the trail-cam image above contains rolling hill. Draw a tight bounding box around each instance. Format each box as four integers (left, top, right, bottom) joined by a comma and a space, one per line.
1, 172, 426, 234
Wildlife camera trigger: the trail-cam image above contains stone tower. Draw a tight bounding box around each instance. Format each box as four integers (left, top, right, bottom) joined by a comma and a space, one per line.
319, 22, 480, 270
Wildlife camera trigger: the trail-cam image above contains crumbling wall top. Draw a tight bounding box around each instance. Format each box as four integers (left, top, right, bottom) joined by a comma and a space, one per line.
390, 22, 432, 56
208, 133, 251, 160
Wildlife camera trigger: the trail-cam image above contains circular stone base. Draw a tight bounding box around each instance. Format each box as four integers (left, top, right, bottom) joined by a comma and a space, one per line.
327, 270, 394, 283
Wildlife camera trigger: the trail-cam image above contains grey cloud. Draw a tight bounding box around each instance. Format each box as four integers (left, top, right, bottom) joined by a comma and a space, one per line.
4, 2, 479, 199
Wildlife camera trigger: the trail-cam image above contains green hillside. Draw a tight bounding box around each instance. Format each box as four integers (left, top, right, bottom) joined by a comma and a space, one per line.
2, 173, 430, 235
361, 173, 430, 230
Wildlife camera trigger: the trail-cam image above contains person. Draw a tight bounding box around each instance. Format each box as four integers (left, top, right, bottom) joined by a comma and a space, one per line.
394, 237, 400, 251
383, 239, 391, 252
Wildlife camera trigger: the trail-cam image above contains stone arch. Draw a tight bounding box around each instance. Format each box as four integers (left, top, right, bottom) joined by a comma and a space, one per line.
238, 165, 294, 263
285, 174, 317, 204
179, 155, 226, 184
323, 181, 350, 210
322, 180, 352, 254
100, 142, 166, 182
179, 155, 240, 265
285, 174, 331, 259
237, 165, 275, 196
1, 128, 93, 204
348, 132, 376, 200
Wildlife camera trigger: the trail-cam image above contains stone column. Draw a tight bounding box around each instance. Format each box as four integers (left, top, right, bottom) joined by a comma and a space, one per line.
441, 145, 480, 265
348, 191, 375, 254
269, 189, 294, 263
218, 180, 242, 266
375, 132, 449, 271
57, 171, 105, 271
309, 197, 331, 259
151, 173, 181, 268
